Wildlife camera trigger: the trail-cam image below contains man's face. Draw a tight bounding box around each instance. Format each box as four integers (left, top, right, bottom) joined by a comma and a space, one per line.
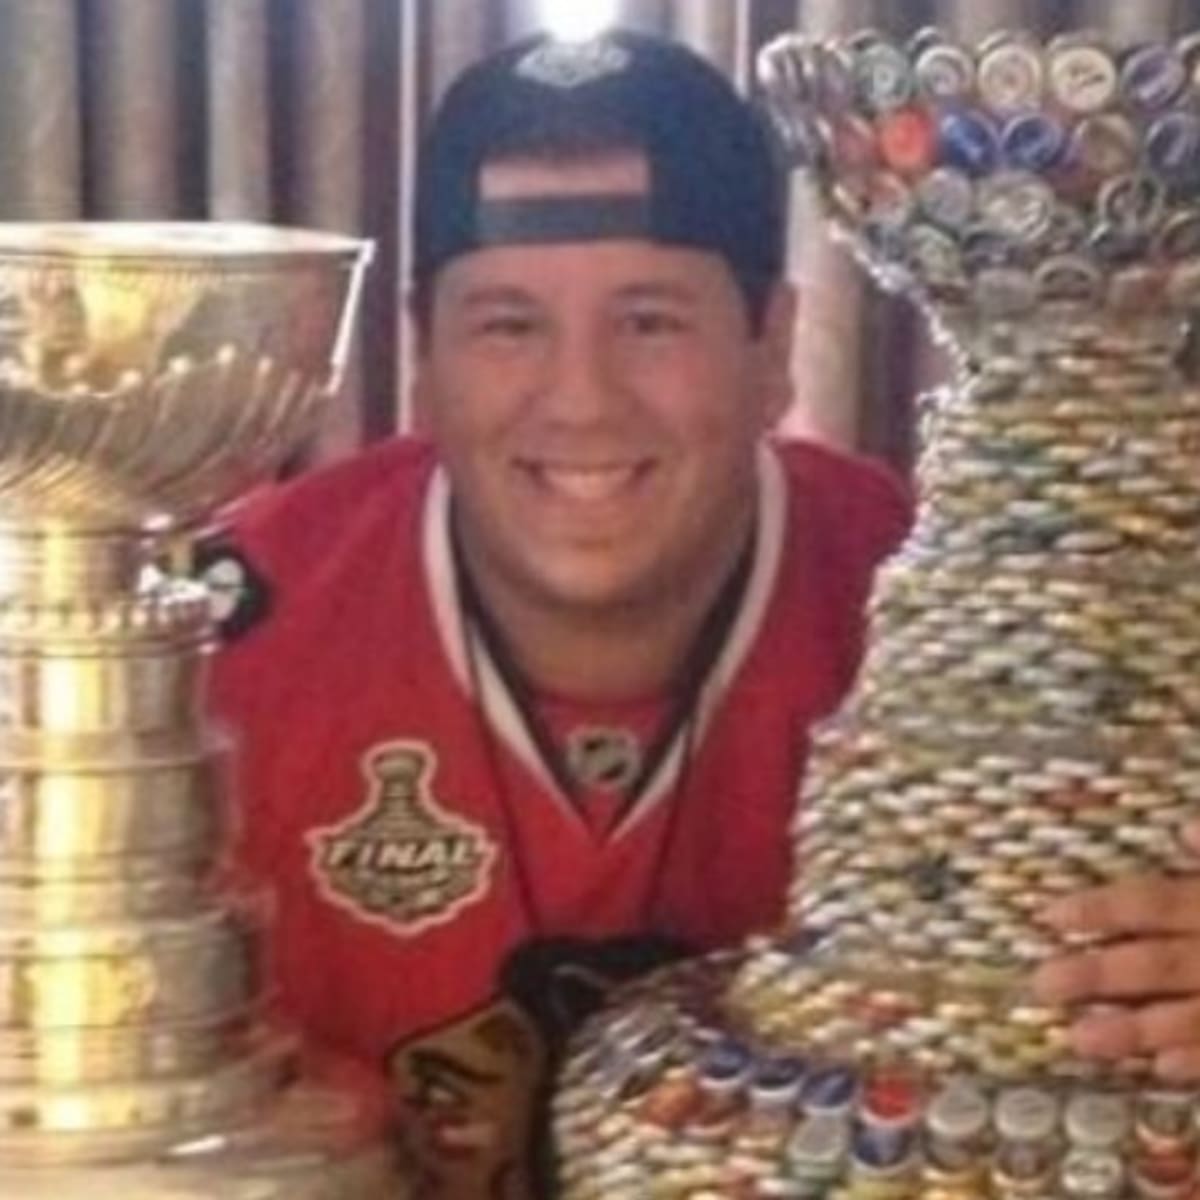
416, 151, 794, 617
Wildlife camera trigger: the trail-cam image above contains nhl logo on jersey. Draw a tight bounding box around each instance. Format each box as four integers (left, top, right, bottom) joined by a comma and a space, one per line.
565, 726, 642, 792
309, 741, 496, 936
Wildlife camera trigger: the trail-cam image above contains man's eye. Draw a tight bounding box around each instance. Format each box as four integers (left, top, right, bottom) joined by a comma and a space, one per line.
622, 310, 688, 336
473, 315, 539, 339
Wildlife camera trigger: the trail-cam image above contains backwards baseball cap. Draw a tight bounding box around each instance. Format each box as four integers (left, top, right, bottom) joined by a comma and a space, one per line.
412, 29, 787, 321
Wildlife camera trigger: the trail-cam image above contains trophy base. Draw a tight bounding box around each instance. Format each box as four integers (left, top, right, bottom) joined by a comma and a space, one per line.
0, 1148, 398, 1200
0, 1075, 403, 1197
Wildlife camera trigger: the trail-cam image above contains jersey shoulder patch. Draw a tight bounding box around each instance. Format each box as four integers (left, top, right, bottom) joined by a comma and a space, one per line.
192, 538, 273, 642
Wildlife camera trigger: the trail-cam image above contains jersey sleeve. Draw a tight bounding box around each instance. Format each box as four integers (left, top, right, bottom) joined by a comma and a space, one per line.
197, 495, 291, 884
776, 438, 913, 698
197, 438, 437, 886
832, 454, 912, 692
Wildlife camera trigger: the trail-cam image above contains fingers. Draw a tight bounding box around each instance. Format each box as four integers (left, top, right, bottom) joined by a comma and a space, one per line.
1033, 937, 1200, 1005
1059, 998, 1200, 1082
1032, 855, 1200, 1082
1041, 876, 1200, 938
1155, 1046, 1200, 1082
1182, 820, 1200, 855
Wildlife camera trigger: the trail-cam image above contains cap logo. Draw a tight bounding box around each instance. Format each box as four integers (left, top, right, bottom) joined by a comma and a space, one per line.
514, 38, 631, 90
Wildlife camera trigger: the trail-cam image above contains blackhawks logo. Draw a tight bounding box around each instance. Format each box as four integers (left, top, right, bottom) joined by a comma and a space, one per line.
309, 742, 496, 936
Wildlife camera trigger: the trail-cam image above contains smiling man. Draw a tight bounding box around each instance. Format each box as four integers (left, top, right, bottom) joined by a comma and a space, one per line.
206, 29, 909, 1198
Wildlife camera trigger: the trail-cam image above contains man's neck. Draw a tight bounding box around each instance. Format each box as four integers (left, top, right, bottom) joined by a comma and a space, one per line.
457, 524, 755, 703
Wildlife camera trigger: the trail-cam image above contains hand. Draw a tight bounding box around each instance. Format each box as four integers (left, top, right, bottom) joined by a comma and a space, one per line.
1031, 822, 1200, 1081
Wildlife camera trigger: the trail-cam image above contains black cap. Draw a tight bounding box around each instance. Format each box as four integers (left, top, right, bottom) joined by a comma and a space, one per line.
413, 30, 787, 319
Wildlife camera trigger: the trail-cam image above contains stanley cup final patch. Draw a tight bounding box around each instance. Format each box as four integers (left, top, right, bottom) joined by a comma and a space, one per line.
309, 742, 497, 937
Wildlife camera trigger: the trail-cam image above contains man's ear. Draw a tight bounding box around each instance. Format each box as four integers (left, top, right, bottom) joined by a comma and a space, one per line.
757, 281, 798, 431
409, 360, 435, 437
405, 287, 435, 437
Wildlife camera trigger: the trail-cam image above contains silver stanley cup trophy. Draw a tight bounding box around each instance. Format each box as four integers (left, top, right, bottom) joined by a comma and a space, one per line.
0, 223, 400, 1198
557, 22, 1200, 1200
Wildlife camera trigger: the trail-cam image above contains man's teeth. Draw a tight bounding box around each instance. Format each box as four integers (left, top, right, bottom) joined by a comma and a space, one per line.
537, 465, 639, 501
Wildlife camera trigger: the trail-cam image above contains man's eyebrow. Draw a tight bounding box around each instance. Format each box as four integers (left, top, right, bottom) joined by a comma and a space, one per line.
452, 284, 536, 309
613, 280, 700, 304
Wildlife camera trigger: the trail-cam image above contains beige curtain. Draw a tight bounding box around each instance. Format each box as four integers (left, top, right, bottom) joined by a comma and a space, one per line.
0, 0, 400, 462
0, 0, 1193, 469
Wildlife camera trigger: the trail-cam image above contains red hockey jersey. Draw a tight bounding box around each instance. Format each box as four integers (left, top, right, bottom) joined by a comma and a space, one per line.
205, 435, 908, 1197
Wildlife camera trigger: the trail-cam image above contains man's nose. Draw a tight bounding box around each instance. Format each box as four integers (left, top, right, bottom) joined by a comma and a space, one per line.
536, 322, 628, 423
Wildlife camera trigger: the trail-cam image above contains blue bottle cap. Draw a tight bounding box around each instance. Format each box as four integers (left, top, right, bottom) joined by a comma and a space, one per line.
753, 1055, 809, 1093
1121, 44, 1188, 111
852, 1122, 917, 1173
938, 109, 1002, 176
698, 1039, 753, 1086
1001, 112, 1068, 172
800, 1064, 859, 1114
1146, 112, 1200, 183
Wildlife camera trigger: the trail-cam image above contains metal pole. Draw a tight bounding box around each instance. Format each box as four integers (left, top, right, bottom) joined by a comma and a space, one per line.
934, 0, 1042, 40
671, 0, 742, 80
779, 0, 875, 448
394, 0, 423, 433
1072, 0, 1177, 41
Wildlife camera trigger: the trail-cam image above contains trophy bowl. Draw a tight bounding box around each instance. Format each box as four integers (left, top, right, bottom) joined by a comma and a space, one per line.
757, 26, 1200, 360
0, 221, 369, 530
555, 26, 1200, 1200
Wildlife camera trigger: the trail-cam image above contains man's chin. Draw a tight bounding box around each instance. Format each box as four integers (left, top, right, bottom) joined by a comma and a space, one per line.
520, 566, 663, 617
